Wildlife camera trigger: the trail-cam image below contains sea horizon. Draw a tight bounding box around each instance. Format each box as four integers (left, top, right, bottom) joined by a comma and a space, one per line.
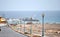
0, 11, 60, 23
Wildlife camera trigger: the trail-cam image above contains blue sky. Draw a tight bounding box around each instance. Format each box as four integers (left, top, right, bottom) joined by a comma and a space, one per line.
0, 0, 60, 11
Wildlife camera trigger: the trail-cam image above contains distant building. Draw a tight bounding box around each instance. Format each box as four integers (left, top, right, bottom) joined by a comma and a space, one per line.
22, 17, 39, 24
7, 18, 40, 25
7, 18, 21, 25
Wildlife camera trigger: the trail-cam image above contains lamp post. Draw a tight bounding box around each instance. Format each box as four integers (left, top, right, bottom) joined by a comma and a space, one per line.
42, 13, 45, 37
19, 18, 21, 31
24, 18, 25, 34
30, 17, 33, 37
30, 17, 32, 34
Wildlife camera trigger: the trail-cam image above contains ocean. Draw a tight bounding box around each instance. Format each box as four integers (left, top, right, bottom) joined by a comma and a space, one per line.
0, 11, 60, 23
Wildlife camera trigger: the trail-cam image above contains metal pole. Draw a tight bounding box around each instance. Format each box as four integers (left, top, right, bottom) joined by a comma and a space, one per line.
42, 13, 44, 37
30, 23, 32, 34
24, 20, 25, 33
30, 17, 33, 37
19, 19, 21, 31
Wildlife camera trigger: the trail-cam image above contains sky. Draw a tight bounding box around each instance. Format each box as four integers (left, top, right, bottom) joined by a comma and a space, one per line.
0, 0, 60, 23
0, 0, 60, 11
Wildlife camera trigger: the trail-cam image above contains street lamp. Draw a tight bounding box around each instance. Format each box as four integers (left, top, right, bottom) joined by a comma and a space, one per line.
42, 13, 45, 37
30, 17, 32, 34
30, 17, 33, 37
19, 18, 21, 31
24, 18, 25, 34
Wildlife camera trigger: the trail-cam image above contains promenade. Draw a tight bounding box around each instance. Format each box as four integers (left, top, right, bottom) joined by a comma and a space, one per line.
0, 26, 27, 37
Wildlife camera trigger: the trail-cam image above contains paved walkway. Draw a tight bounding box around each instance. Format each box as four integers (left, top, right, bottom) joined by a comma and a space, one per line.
0, 26, 28, 37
